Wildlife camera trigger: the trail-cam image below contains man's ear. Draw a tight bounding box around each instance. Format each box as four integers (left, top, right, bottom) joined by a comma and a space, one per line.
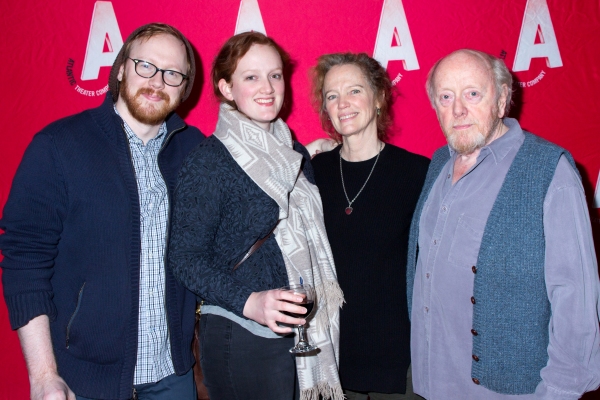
497, 84, 509, 117
117, 64, 125, 81
218, 79, 234, 101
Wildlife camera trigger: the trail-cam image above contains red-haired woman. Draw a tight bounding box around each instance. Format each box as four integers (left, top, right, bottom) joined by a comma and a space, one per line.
169, 32, 344, 400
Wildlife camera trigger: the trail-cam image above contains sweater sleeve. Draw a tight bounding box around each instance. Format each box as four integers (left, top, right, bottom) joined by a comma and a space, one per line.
293, 141, 316, 185
0, 132, 67, 329
168, 142, 256, 317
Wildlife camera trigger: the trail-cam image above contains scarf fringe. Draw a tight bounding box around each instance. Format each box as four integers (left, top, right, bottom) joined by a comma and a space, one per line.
300, 381, 345, 400
315, 281, 345, 333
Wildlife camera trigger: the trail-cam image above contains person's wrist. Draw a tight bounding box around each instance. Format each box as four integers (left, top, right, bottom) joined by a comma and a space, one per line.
27, 358, 60, 383
30, 368, 59, 382
242, 292, 259, 319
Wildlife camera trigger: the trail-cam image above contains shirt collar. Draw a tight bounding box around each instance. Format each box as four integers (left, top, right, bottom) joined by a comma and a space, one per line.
447, 117, 524, 164
113, 104, 167, 145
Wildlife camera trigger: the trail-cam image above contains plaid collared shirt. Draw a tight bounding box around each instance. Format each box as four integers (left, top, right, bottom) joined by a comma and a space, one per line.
115, 106, 175, 384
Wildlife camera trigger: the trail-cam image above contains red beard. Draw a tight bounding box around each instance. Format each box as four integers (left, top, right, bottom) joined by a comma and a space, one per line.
119, 73, 179, 125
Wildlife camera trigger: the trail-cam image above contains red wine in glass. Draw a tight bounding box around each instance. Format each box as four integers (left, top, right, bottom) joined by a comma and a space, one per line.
281, 300, 314, 318
279, 284, 318, 354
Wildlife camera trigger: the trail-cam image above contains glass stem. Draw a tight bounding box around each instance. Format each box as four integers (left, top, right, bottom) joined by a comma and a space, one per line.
296, 324, 307, 344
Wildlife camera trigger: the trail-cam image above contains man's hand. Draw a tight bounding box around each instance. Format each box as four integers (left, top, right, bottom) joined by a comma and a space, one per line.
243, 289, 308, 333
17, 315, 75, 400
30, 373, 75, 400
305, 138, 338, 158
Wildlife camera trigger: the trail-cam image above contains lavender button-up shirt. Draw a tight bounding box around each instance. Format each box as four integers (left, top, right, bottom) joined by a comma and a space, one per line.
411, 118, 600, 399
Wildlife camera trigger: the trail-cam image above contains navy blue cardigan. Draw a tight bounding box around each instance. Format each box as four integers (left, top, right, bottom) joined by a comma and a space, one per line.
0, 95, 204, 399
169, 135, 314, 317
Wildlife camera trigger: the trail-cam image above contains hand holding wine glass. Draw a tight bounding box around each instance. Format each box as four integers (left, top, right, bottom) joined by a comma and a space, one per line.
280, 284, 318, 354
243, 288, 307, 334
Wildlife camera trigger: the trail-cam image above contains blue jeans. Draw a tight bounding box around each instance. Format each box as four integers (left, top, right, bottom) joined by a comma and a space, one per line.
75, 369, 195, 400
200, 313, 297, 400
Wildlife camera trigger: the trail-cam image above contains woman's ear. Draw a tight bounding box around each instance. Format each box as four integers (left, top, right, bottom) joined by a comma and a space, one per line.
376, 90, 385, 110
218, 79, 234, 101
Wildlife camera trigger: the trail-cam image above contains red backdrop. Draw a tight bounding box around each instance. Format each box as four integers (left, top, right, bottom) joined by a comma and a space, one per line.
2, 0, 600, 398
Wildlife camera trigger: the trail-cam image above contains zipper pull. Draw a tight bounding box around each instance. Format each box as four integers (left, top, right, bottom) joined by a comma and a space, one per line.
132, 387, 138, 400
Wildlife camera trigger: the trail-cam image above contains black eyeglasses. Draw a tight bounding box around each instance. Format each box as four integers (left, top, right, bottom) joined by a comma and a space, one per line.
127, 57, 188, 87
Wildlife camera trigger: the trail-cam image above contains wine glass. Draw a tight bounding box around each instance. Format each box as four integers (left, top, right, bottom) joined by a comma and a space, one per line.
280, 283, 318, 354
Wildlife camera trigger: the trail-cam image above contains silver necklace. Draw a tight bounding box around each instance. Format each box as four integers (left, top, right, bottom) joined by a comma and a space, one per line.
339, 142, 383, 215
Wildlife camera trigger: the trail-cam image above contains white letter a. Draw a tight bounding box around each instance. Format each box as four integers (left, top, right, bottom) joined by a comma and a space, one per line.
373, 0, 419, 70
513, 0, 562, 72
81, 1, 123, 81
235, 0, 267, 35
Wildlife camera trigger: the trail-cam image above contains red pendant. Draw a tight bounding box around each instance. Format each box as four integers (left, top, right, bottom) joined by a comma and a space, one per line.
345, 207, 353, 215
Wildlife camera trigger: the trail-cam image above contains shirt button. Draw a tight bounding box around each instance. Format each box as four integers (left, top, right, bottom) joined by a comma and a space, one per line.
433, 239, 438, 245
426, 273, 430, 279
472, 354, 479, 362
441, 206, 448, 213
425, 306, 429, 312
471, 296, 476, 304
447, 174, 451, 179
471, 329, 478, 336
472, 266, 477, 273
472, 378, 480, 385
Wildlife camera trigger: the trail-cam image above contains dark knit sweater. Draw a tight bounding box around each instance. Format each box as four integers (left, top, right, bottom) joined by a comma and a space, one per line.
169, 135, 314, 317
407, 133, 577, 394
0, 94, 204, 399
312, 144, 429, 393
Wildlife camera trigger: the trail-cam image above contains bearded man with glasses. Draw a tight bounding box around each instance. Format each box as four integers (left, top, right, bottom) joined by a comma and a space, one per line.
0, 23, 204, 400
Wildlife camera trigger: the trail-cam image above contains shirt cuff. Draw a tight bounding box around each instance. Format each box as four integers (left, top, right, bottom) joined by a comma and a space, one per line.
535, 380, 581, 400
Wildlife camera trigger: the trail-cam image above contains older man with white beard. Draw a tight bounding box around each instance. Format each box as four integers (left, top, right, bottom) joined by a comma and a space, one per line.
407, 49, 600, 399
1, 23, 204, 400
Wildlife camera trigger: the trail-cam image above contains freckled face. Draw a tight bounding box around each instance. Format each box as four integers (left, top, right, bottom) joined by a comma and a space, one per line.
323, 64, 380, 140
432, 53, 508, 154
219, 44, 284, 131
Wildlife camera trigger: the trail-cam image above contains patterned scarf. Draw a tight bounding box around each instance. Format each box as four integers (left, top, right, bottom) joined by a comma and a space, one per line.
213, 103, 344, 400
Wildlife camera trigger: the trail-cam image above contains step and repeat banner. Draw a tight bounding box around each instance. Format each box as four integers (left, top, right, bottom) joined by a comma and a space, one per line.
1, 0, 600, 397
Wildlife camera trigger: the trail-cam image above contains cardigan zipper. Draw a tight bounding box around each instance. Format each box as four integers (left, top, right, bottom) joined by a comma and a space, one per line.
121, 124, 142, 400
65, 282, 86, 348
157, 124, 186, 364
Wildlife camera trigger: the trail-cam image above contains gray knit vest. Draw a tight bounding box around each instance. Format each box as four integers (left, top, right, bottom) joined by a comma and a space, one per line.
407, 132, 578, 394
